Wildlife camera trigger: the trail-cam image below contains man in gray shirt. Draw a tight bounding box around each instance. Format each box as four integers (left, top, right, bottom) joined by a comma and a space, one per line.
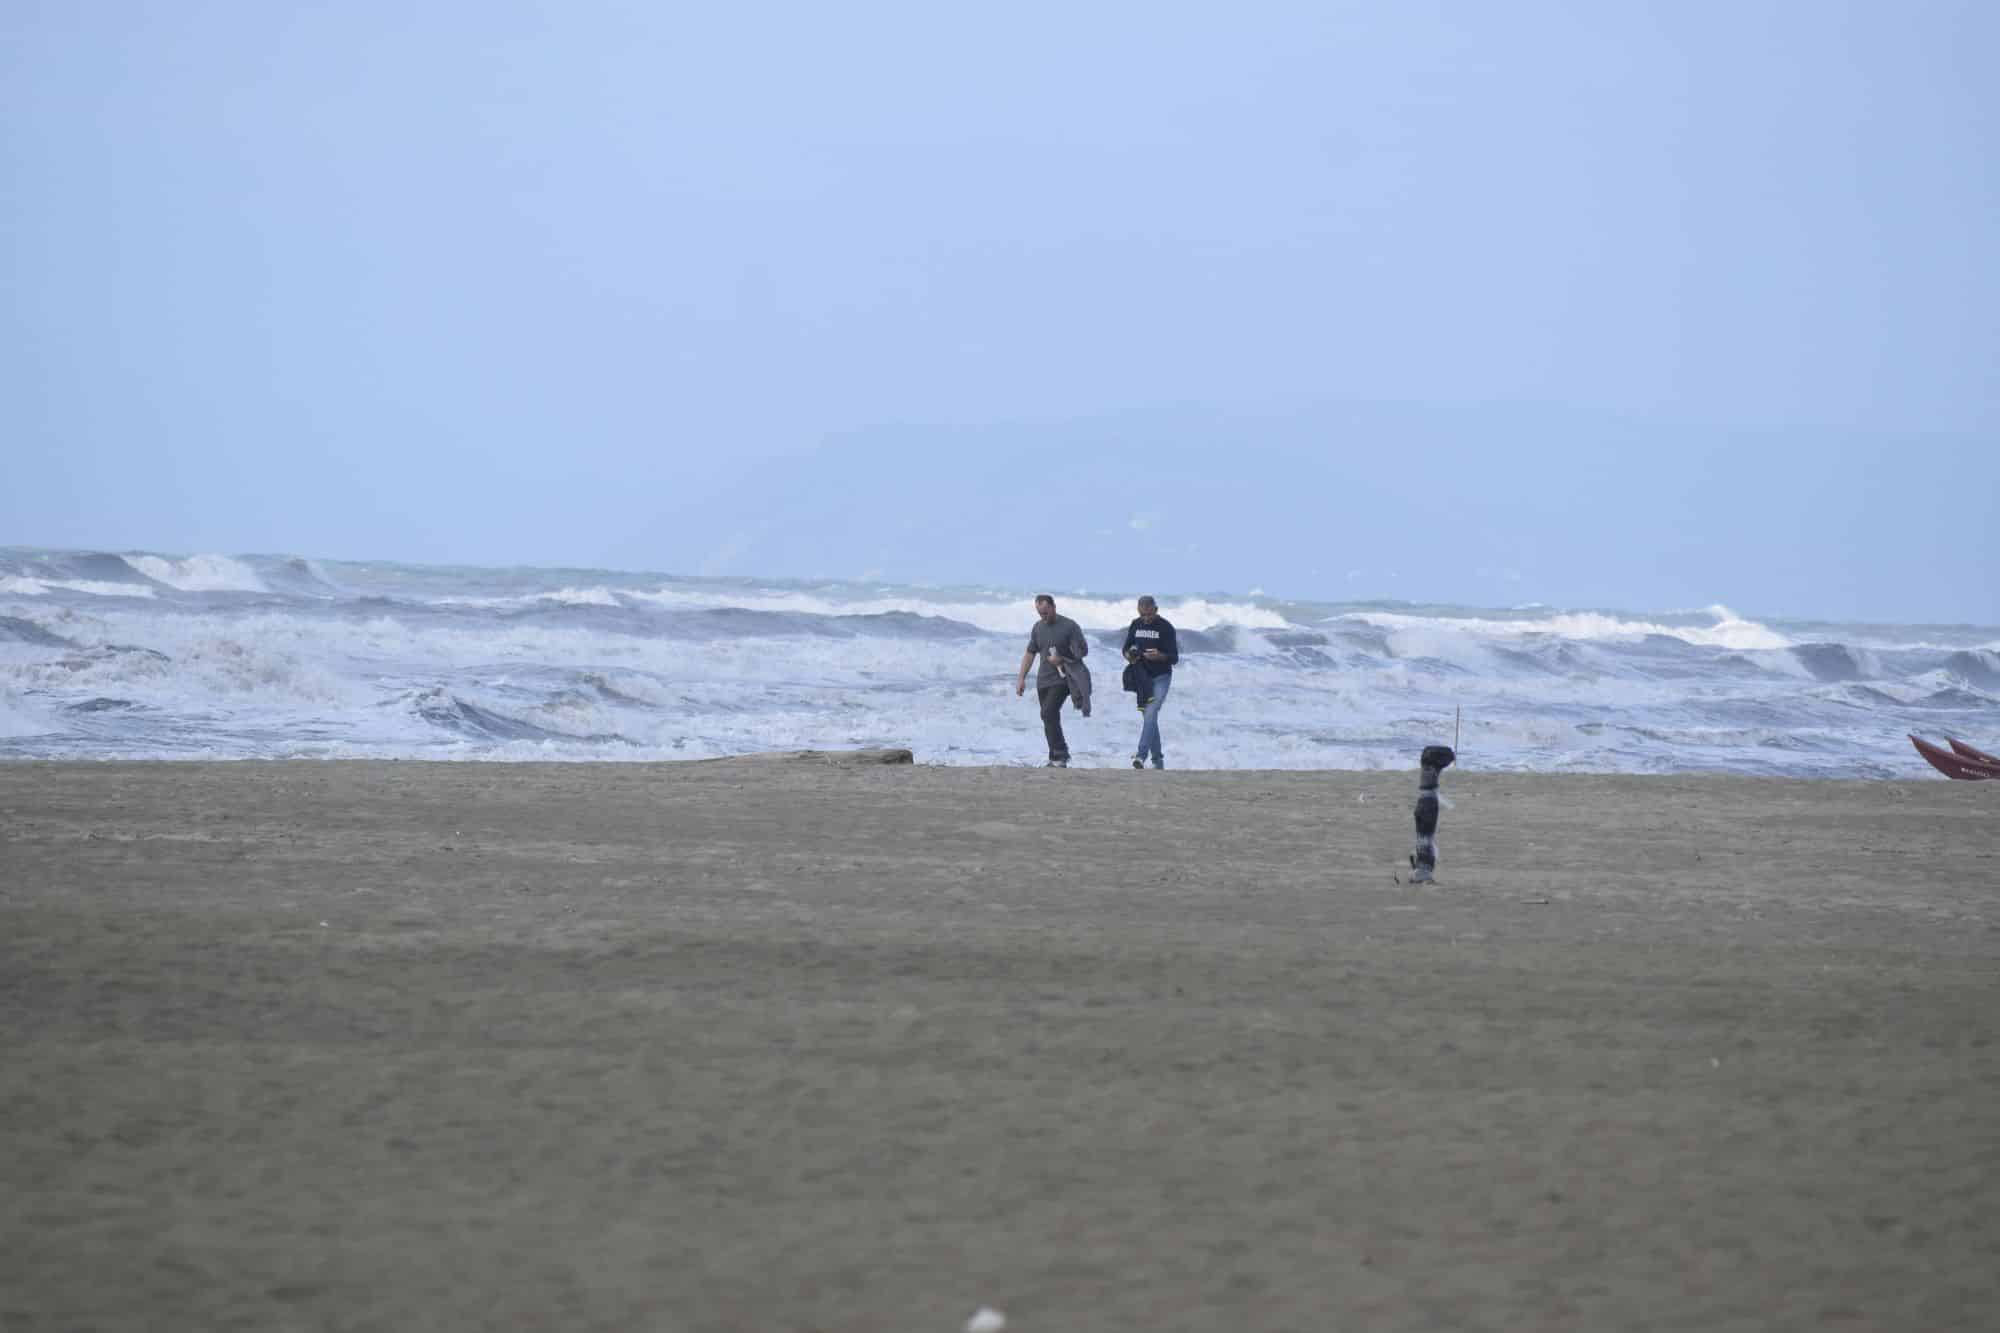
1014, 593, 1088, 767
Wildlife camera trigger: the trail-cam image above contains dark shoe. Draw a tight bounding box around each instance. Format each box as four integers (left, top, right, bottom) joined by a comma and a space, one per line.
1045, 758, 1069, 768
1132, 757, 1144, 770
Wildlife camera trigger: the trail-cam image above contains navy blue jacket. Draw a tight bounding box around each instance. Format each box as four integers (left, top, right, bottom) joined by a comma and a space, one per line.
1121, 616, 1179, 678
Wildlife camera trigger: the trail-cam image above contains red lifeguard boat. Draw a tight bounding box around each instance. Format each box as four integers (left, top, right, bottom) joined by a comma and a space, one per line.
1910, 735, 2000, 780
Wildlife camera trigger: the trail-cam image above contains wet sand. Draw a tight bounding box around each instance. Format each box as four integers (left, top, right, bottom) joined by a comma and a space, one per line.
2, 758, 1996, 1332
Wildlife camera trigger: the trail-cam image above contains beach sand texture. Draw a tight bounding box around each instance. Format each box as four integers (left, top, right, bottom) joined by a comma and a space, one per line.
2, 758, 1996, 1332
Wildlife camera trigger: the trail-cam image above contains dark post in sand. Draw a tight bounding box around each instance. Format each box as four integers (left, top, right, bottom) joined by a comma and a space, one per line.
1409, 744, 1457, 884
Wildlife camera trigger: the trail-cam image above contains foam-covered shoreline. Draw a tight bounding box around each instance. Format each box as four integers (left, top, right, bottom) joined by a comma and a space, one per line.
3, 546, 1997, 774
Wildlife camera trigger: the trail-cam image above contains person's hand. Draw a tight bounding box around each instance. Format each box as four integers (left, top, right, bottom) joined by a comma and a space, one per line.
1144, 648, 1162, 660
1014, 678, 1025, 696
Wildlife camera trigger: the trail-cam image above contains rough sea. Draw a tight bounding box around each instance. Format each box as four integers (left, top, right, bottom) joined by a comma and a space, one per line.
3, 547, 1995, 777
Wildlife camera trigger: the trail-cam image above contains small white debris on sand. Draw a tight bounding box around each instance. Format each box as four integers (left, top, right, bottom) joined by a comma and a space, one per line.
964, 1306, 1006, 1333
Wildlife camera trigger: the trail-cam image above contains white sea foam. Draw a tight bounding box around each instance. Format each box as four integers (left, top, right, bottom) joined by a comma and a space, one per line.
541, 586, 621, 607
433, 586, 626, 610
123, 554, 268, 593
621, 586, 1290, 633
0, 576, 158, 599
1380, 626, 1501, 672
1342, 604, 1791, 651
0, 690, 51, 738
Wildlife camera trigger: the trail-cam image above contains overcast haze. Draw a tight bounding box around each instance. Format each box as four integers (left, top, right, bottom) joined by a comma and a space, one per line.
5, 1, 1995, 622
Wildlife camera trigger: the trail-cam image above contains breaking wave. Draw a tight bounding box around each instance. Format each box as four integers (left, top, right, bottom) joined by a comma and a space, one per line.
122, 554, 268, 593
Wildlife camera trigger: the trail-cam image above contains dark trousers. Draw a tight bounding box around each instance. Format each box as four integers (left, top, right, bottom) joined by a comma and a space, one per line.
1037, 684, 1071, 761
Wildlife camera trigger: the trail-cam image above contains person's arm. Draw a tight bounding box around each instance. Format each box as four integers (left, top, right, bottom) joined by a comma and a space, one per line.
1016, 644, 1036, 696
1067, 621, 1088, 660
1159, 621, 1179, 666
1123, 621, 1139, 661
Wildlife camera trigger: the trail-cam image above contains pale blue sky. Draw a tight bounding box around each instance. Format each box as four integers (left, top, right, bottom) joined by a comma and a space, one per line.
5, 1, 1995, 622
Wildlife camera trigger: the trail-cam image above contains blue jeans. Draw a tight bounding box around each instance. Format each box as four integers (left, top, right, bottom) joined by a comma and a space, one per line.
1135, 672, 1170, 764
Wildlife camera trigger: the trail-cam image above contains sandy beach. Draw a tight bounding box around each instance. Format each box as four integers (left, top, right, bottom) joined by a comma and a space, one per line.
1, 756, 1995, 1332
